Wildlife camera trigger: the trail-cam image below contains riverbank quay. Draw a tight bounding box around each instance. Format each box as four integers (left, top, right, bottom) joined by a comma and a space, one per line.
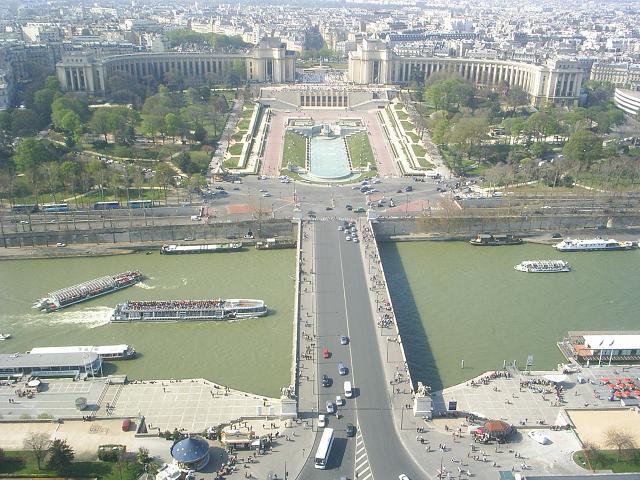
0, 376, 317, 479
0, 217, 295, 251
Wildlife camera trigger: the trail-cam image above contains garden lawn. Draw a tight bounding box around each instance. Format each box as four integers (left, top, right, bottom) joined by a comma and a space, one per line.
346, 132, 375, 168
282, 131, 307, 169
574, 449, 640, 473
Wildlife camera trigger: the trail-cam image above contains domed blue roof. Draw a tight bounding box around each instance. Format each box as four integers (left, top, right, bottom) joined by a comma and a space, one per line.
171, 436, 210, 463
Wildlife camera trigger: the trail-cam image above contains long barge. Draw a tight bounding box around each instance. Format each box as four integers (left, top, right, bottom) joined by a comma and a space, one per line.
160, 243, 243, 254
554, 238, 637, 252
255, 238, 296, 250
110, 299, 268, 322
33, 271, 143, 312
29, 344, 136, 360
469, 234, 522, 246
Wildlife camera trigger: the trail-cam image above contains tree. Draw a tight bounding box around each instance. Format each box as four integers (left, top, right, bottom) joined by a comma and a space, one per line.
10, 109, 41, 137
581, 441, 600, 471
58, 111, 82, 142
506, 86, 529, 112
164, 113, 185, 142
46, 439, 75, 473
424, 77, 475, 111
136, 447, 151, 466
90, 109, 113, 142
604, 427, 636, 462
563, 130, 603, 169
23, 432, 51, 469
446, 116, 489, 160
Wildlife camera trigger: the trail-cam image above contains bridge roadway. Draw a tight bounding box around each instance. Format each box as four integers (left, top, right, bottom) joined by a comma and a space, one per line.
301, 220, 423, 480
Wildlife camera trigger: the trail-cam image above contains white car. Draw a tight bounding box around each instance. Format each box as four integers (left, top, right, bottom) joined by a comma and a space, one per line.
335, 395, 343, 406
345, 236, 351, 241
259, 189, 267, 193
338, 226, 344, 231
262, 192, 272, 197
318, 414, 327, 428
399, 475, 410, 480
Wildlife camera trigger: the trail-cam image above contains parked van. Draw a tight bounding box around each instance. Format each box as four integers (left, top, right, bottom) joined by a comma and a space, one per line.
344, 381, 353, 398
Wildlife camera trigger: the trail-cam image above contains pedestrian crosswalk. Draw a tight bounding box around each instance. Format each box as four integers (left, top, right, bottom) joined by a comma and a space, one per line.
354, 429, 373, 480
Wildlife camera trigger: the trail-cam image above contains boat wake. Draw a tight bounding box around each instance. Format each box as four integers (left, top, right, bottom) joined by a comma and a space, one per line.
43, 306, 113, 329
135, 282, 156, 290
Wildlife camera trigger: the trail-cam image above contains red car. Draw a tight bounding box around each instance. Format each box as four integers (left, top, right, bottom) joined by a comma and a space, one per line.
323, 348, 330, 359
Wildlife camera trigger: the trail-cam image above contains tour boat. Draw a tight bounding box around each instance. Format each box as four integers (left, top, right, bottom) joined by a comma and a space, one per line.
111, 298, 268, 322
553, 238, 637, 252
514, 260, 571, 273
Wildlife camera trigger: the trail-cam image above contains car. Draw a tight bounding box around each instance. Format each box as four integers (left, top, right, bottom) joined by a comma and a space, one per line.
397, 189, 402, 193
340, 335, 349, 345
262, 192, 272, 197
345, 236, 351, 241
346, 423, 356, 437
259, 175, 267, 180
318, 414, 327, 428
351, 185, 361, 190
369, 188, 378, 193
49, 219, 57, 223
325, 206, 333, 211
338, 362, 348, 376
184, 236, 194, 241
226, 234, 238, 240
19, 220, 29, 224
336, 395, 343, 406
404, 186, 413, 192
354, 207, 365, 213
243, 234, 254, 239
398, 475, 410, 480
338, 225, 344, 231
552, 232, 562, 238
322, 374, 332, 387
345, 204, 353, 211
56, 242, 66, 248
350, 227, 357, 233
323, 347, 330, 359
352, 237, 359, 243
215, 186, 225, 190
326, 401, 335, 414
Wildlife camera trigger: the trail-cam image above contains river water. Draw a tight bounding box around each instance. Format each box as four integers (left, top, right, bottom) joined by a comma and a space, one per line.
381, 241, 640, 392
0, 250, 295, 398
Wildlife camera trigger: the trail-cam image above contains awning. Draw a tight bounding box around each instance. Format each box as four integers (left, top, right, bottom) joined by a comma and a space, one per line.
544, 374, 568, 383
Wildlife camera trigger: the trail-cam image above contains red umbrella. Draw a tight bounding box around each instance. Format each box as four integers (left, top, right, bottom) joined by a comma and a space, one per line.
601, 378, 609, 383
615, 391, 623, 397
608, 383, 616, 389
634, 390, 640, 397
623, 391, 631, 397
624, 378, 632, 383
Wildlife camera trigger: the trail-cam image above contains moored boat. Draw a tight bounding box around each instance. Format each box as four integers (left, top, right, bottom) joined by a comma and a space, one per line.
160, 243, 243, 254
255, 238, 296, 250
554, 238, 637, 252
29, 344, 136, 360
470, 234, 523, 246
33, 271, 143, 312
0, 333, 11, 340
110, 298, 268, 322
514, 260, 571, 273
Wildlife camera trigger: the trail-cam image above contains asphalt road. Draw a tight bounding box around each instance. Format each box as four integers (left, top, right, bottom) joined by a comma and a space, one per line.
1, 176, 443, 233
301, 220, 423, 480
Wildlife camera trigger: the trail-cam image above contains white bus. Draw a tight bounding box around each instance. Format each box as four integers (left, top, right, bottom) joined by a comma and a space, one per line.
314, 427, 334, 469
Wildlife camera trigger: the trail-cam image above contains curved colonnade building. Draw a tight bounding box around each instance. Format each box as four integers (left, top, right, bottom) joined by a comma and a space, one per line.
56, 39, 296, 94
348, 39, 584, 106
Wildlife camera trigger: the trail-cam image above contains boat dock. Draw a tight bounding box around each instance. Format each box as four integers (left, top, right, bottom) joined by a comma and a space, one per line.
558, 330, 640, 365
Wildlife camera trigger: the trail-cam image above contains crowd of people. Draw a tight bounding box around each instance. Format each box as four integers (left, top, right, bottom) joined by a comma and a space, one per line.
298, 70, 345, 84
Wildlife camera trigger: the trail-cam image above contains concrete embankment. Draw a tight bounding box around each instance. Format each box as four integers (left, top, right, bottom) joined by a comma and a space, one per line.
0, 218, 296, 259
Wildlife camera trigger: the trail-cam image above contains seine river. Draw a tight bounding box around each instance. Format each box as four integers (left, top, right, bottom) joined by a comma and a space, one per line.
0, 250, 295, 398
381, 241, 640, 392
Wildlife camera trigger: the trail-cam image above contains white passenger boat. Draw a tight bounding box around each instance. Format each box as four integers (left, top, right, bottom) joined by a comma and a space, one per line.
553, 238, 637, 252
514, 260, 571, 273
0, 333, 11, 340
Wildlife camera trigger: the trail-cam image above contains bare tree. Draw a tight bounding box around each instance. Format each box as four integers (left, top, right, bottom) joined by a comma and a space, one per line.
604, 427, 636, 461
581, 440, 600, 471
23, 432, 51, 469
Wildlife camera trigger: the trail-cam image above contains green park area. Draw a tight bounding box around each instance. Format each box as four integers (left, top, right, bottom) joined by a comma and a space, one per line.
574, 449, 640, 473
346, 132, 375, 168
282, 131, 307, 169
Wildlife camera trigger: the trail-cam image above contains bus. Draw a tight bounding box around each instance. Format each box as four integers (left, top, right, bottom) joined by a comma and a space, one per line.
42, 203, 70, 213
128, 200, 154, 209
11, 204, 39, 214
314, 427, 334, 469
93, 201, 121, 210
